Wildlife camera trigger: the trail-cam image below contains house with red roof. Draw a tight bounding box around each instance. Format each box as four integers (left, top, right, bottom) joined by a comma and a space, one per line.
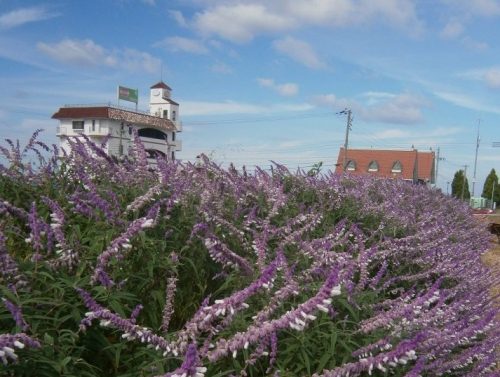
52, 81, 182, 162
334, 148, 435, 185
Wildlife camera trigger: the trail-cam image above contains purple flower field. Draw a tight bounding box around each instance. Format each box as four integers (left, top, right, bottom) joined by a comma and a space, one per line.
1, 131, 500, 376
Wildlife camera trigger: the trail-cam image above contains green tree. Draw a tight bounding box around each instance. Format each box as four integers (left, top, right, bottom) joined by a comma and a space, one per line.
451, 169, 470, 200
482, 168, 500, 206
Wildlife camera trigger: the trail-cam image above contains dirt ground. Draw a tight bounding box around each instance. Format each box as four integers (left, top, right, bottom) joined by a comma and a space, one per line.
482, 236, 500, 298
479, 214, 500, 298
479, 215, 500, 370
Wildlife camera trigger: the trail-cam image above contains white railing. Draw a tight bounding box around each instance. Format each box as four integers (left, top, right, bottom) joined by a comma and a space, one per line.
63, 103, 152, 116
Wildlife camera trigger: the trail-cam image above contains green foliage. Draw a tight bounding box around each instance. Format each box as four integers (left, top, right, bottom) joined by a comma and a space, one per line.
307, 161, 323, 177
482, 168, 500, 205
451, 169, 470, 200
1, 134, 499, 376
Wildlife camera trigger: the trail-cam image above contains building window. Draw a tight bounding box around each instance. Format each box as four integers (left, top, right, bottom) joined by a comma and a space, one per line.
72, 121, 84, 130
346, 159, 356, 171
163, 110, 168, 119
91, 120, 96, 132
145, 149, 165, 159
391, 161, 402, 173
138, 128, 168, 140
368, 160, 379, 172
172, 132, 176, 141
172, 110, 176, 121
171, 151, 175, 161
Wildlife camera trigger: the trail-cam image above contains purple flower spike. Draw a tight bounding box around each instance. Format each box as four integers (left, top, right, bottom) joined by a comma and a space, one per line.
159, 343, 207, 377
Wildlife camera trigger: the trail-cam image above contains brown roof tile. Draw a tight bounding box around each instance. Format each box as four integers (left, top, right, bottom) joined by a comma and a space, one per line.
334, 148, 435, 182
51, 106, 176, 131
150, 81, 172, 90
416, 151, 435, 182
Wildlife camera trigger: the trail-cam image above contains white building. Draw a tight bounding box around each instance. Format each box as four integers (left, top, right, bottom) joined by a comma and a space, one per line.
52, 81, 182, 162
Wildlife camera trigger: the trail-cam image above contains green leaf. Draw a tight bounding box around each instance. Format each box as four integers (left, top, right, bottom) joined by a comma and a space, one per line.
44, 333, 54, 345
330, 329, 337, 352
316, 352, 332, 373
300, 347, 311, 375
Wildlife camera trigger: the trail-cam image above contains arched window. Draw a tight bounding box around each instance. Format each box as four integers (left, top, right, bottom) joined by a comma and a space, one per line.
346, 159, 356, 171
391, 161, 402, 173
138, 128, 168, 141
368, 160, 379, 172
145, 149, 165, 159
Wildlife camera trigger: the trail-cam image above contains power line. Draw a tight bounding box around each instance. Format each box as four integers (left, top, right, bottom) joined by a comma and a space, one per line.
0, 105, 50, 117
180, 111, 340, 126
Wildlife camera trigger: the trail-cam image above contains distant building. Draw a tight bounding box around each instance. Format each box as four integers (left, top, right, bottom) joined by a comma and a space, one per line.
334, 148, 435, 185
52, 81, 182, 162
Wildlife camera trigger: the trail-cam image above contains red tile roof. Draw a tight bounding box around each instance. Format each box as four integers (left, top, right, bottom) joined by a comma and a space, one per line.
51, 106, 176, 131
334, 148, 435, 182
150, 81, 172, 90
416, 151, 435, 182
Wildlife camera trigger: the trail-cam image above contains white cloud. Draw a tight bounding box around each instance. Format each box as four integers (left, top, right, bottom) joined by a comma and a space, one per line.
193, 3, 295, 43
311, 94, 360, 112
212, 62, 233, 74
169, 10, 188, 27
361, 91, 396, 106
257, 78, 299, 97
37, 39, 108, 67
0, 6, 57, 29
154, 37, 209, 54
190, 0, 422, 43
361, 93, 429, 125
440, 19, 465, 38
37, 39, 161, 73
434, 91, 500, 114
456, 66, 500, 89
484, 67, 500, 89
460, 36, 488, 50
312, 92, 429, 125
357, 0, 422, 32
272, 37, 326, 69
119, 48, 161, 73
472, 0, 500, 15
453, 0, 500, 16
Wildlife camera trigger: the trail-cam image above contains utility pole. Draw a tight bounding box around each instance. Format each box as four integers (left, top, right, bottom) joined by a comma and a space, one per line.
471, 119, 481, 198
434, 148, 450, 188
435, 148, 439, 187
340, 108, 352, 171
435, 147, 445, 188
492, 181, 496, 210
461, 165, 469, 202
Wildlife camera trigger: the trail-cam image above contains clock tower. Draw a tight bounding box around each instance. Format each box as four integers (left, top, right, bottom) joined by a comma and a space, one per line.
149, 81, 180, 131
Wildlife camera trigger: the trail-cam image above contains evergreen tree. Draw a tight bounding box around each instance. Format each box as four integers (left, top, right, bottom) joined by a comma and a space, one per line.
451, 169, 471, 200
482, 168, 500, 206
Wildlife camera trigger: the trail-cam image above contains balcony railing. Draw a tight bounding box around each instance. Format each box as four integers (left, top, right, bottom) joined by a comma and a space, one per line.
63, 103, 152, 116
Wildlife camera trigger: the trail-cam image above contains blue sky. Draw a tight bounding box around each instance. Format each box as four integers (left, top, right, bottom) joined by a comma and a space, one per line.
1, 0, 500, 195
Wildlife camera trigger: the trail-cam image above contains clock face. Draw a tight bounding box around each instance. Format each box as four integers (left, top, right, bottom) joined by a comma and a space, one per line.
153, 89, 160, 96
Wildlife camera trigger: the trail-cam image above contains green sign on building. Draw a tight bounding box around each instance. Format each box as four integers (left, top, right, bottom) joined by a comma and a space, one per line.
118, 86, 138, 104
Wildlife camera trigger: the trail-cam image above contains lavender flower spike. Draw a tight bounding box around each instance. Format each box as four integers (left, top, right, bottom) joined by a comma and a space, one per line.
0, 334, 41, 365
159, 343, 207, 377
161, 276, 178, 332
